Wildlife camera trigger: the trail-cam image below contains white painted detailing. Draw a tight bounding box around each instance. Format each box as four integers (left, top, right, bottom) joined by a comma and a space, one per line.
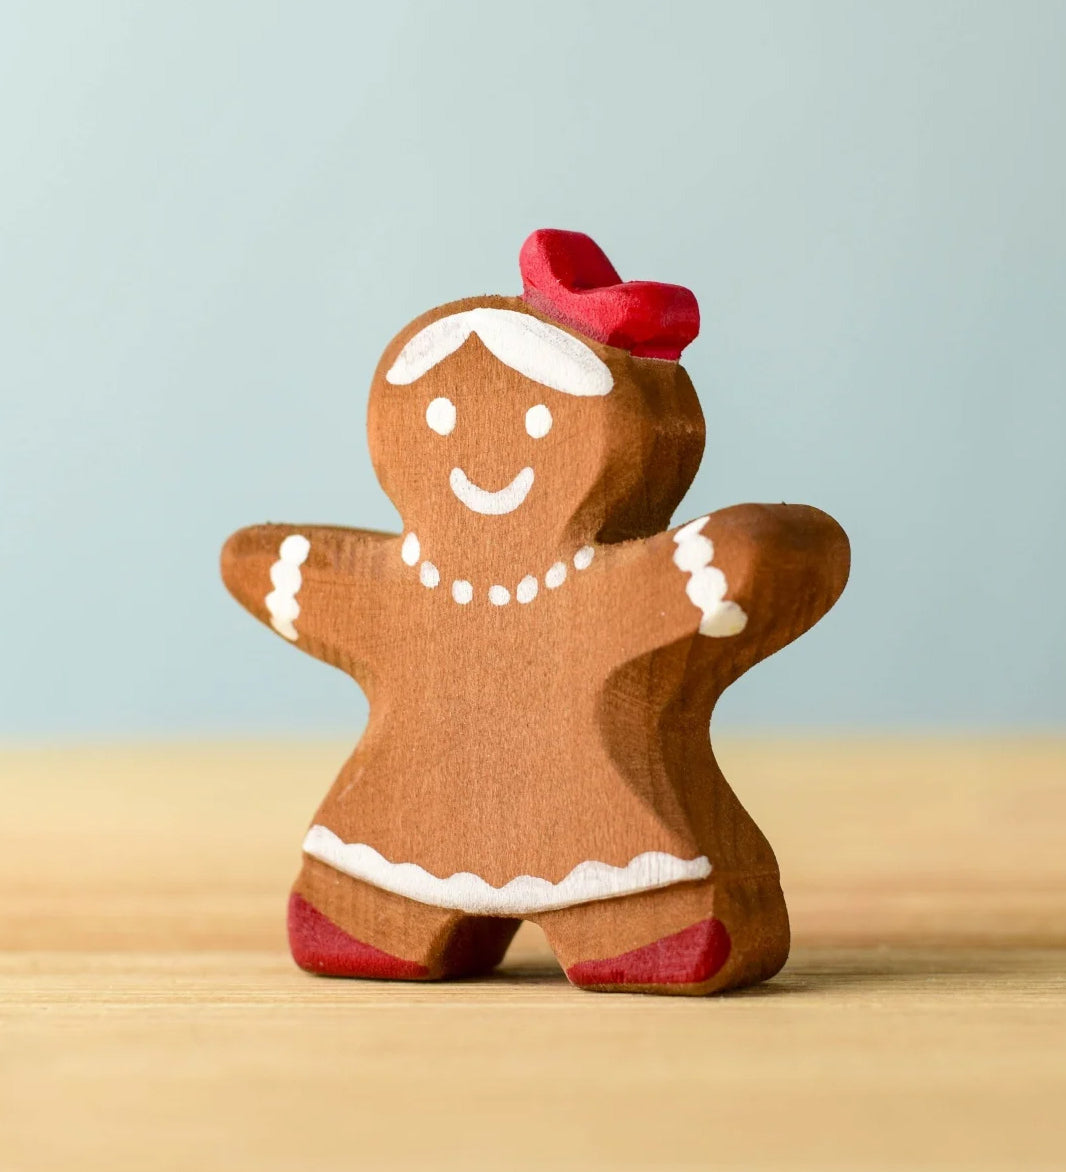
302, 825, 712, 915
573, 545, 595, 570
525, 403, 553, 438
270, 560, 301, 593
672, 517, 748, 637
425, 396, 456, 436
516, 575, 538, 604
545, 561, 567, 589
385, 307, 614, 397
279, 534, 310, 563
450, 466, 534, 515
400, 537, 595, 608
265, 534, 310, 641
401, 532, 420, 566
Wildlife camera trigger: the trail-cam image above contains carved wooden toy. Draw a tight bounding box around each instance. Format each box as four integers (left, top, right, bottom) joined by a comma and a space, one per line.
221, 230, 850, 995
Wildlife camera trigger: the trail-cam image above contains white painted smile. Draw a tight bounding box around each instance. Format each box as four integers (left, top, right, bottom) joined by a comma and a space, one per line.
449, 466, 535, 515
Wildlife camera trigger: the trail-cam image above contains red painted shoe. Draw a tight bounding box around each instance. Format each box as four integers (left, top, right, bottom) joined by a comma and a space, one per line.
566, 917, 731, 989
288, 893, 429, 979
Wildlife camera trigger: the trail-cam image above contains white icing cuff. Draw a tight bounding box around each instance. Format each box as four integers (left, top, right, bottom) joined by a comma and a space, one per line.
266, 533, 309, 641
672, 517, 748, 637
302, 825, 712, 915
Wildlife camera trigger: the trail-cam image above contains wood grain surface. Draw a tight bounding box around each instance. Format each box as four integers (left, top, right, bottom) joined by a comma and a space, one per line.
2, 738, 1064, 1170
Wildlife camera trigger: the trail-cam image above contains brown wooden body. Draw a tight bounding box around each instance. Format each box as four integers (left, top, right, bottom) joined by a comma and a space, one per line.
222, 294, 850, 994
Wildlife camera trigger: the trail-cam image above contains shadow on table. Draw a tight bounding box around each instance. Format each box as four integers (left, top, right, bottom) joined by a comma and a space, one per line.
482, 941, 1048, 997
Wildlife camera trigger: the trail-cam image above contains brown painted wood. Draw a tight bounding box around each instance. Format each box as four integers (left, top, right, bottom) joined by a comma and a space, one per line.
221, 284, 849, 993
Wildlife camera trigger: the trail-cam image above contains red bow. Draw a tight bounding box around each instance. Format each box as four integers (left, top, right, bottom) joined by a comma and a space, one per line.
519, 229, 700, 361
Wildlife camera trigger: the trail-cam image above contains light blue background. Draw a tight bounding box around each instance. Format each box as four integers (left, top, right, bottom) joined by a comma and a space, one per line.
2, 1, 1064, 738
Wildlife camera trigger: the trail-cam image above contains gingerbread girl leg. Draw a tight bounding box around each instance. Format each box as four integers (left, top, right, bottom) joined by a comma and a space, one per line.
534, 874, 790, 996
290, 857, 521, 981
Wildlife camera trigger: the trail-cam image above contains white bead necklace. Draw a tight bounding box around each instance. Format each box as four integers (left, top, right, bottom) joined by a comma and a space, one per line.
400, 531, 595, 607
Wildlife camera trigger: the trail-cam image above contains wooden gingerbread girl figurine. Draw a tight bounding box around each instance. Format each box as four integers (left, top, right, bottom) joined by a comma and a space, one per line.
221, 229, 850, 995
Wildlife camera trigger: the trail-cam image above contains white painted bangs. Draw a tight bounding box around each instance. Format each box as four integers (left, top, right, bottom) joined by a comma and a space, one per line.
384, 307, 613, 396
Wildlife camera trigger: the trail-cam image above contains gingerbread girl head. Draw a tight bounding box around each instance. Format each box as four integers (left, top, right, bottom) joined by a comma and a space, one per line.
367, 231, 706, 580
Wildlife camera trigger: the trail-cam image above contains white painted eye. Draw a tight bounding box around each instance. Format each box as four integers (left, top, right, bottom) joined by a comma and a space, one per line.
525, 403, 552, 438
426, 397, 456, 436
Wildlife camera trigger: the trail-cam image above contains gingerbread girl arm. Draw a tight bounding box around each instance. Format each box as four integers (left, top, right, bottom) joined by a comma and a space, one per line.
220, 523, 392, 672
599, 503, 851, 672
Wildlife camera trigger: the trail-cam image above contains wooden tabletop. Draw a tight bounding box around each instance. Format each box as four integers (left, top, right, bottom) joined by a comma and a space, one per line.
2, 738, 1064, 1170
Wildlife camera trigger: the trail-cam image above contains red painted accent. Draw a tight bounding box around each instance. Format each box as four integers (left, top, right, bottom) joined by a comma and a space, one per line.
566, 917, 731, 987
519, 229, 700, 360
288, 893, 429, 979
